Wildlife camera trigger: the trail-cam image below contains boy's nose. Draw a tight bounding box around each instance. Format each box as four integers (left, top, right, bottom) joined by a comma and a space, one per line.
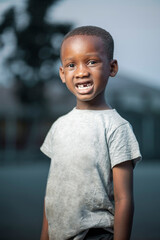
75, 65, 89, 78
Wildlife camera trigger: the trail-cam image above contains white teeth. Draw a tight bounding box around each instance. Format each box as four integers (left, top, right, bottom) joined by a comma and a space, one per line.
77, 83, 92, 89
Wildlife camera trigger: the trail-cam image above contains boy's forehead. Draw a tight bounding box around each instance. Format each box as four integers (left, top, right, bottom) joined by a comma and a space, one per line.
62, 35, 103, 47
61, 35, 106, 57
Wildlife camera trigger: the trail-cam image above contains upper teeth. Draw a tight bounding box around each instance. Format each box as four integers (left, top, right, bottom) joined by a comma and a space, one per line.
77, 83, 92, 89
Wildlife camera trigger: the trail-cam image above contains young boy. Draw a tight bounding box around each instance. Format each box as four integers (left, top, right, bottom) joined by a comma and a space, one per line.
40, 26, 141, 240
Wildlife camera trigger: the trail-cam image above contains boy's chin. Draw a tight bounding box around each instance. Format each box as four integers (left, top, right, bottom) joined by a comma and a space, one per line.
76, 95, 94, 102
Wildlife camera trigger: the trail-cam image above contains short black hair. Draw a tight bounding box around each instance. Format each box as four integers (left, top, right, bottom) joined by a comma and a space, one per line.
61, 25, 114, 60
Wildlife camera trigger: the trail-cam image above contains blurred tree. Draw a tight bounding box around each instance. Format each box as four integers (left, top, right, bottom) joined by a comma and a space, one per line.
0, 0, 71, 105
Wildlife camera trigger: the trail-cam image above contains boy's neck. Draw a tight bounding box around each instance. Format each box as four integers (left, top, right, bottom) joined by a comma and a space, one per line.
76, 96, 111, 110
76, 104, 111, 110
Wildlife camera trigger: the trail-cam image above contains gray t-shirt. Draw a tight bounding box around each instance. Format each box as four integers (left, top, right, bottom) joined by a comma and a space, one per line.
41, 108, 141, 240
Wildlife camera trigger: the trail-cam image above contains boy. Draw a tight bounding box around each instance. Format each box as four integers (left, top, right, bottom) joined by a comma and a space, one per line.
40, 26, 141, 240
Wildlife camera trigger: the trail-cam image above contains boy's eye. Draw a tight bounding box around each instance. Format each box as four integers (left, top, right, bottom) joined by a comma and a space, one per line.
68, 63, 75, 68
88, 60, 97, 65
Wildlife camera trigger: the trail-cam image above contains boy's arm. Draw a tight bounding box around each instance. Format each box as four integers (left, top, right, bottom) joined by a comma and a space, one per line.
112, 160, 134, 240
40, 199, 49, 240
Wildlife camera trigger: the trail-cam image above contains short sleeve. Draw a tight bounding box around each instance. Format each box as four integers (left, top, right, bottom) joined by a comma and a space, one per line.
108, 123, 142, 168
40, 124, 54, 159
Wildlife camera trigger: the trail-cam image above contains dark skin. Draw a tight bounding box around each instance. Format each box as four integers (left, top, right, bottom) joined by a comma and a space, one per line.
113, 161, 134, 240
40, 35, 134, 240
59, 35, 117, 110
40, 200, 49, 240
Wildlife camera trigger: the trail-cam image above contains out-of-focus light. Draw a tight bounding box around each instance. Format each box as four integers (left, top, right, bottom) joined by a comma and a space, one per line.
50, 33, 64, 53
39, 47, 52, 60
39, 60, 57, 80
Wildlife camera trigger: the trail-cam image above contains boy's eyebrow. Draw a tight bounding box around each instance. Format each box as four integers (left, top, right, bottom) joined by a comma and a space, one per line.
64, 53, 102, 61
64, 57, 74, 62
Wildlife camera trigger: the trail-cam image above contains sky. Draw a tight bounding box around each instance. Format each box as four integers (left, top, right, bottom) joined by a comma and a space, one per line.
0, 0, 160, 89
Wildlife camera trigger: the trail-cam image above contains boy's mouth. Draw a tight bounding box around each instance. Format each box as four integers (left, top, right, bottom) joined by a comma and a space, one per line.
77, 82, 92, 89
75, 81, 93, 94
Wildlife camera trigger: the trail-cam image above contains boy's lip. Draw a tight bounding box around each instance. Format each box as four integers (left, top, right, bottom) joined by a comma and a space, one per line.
75, 80, 94, 94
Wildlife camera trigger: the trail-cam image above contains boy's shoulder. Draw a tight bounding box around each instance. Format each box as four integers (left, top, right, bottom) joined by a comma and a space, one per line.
50, 108, 129, 135
95, 109, 130, 137
107, 109, 128, 127
55, 108, 128, 127
49, 109, 74, 130
54, 109, 74, 123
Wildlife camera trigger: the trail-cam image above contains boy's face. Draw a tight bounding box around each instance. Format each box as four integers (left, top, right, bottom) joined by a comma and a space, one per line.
60, 35, 117, 109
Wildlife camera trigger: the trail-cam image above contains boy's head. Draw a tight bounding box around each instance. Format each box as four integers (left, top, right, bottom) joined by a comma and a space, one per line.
61, 25, 114, 61
59, 25, 118, 110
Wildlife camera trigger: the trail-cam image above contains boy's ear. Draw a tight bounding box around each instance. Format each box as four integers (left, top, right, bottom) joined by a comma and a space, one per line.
109, 60, 118, 77
59, 66, 66, 83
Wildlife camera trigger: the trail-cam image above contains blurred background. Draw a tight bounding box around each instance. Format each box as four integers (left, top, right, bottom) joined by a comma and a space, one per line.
0, 0, 160, 239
